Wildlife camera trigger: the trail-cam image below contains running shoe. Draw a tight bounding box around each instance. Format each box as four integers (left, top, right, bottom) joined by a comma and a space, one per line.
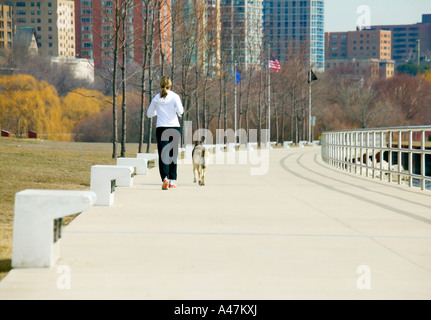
169, 180, 177, 188
162, 178, 169, 190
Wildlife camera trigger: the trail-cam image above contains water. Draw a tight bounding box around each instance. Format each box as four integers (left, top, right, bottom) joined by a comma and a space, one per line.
412, 178, 431, 191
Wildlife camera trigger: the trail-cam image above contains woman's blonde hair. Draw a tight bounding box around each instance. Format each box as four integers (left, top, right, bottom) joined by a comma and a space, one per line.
160, 76, 172, 98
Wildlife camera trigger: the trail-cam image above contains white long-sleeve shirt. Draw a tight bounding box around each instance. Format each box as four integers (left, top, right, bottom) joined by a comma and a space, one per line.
147, 91, 184, 128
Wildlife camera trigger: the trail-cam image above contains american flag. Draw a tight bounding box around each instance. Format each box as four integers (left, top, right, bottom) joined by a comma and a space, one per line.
269, 59, 281, 72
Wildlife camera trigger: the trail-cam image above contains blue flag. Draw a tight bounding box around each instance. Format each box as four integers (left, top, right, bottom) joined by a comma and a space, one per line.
235, 68, 242, 85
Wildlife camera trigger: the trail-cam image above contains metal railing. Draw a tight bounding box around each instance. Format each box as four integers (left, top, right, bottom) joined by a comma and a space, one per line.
321, 126, 431, 191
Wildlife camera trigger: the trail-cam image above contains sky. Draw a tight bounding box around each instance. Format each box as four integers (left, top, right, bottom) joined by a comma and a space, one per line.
325, 0, 431, 32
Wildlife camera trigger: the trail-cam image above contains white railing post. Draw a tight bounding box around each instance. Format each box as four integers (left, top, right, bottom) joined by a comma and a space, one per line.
372, 131, 376, 179
398, 131, 402, 185
388, 131, 393, 183
354, 132, 358, 174
421, 130, 426, 190
365, 131, 370, 177
380, 131, 384, 181
408, 130, 413, 187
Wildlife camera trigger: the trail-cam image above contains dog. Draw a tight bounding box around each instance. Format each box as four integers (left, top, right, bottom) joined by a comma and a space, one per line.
192, 138, 209, 186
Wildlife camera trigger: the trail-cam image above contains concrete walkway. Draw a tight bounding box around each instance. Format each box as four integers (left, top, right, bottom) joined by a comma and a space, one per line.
1, 147, 431, 300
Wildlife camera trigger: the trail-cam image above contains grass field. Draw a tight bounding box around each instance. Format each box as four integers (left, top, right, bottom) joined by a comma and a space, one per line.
0, 137, 155, 281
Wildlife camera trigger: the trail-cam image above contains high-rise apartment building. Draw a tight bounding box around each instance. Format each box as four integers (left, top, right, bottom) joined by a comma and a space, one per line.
75, 0, 171, 70
206, 0, 221, 74
370, 14, 431, 63
220, 0, 264, 71
263, 0, 325, 70
0, 4, 13, 52
0, 0, 75, 58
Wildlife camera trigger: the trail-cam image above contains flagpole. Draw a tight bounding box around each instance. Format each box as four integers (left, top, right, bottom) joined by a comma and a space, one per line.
234, 62, 237, 137
267, 48, 271, 147
309, 70, 312, 143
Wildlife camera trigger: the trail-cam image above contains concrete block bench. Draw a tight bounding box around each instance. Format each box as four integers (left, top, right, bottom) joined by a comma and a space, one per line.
228, 143, 240, 152
90, 165, 134, 206
247, 142, 258, 151
283, 141, 293, 148
268, 142, 277, 149
215, 144, 226, 154
137, 153, 158, 162
12, 189, 96, 268
299, 141, 307, 148
117, 157, 148, 175
203, 144, 216, 152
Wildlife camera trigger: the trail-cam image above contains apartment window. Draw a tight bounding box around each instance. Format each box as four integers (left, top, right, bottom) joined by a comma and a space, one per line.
16, 2, 26, 6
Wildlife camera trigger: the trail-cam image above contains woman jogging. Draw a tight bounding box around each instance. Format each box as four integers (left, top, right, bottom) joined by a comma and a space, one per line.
147, 76, 184, 190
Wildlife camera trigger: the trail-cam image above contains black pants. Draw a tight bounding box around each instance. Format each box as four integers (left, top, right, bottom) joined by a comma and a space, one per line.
156, 126, 181, 182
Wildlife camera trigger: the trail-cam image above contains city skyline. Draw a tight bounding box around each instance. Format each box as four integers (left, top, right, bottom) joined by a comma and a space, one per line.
325, 0, 430, 32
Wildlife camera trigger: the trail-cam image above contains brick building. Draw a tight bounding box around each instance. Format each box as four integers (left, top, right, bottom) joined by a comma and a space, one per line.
325, 28, 394, 79
371, 14, 431, 63
0, 0, 75, 58
75, 0, 172, 70
0, 4, 12, 53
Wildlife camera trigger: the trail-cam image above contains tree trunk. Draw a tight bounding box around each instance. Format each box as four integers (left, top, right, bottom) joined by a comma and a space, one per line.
111, 2, 120, 159
146, 3, 156, 153
157, 0, 165, 76
245, 69, 253, 141
218, 76, 222, 130
281, 103, 285, 144
203, 77, 208, 129
138, 1, 150, 153
120, 9, 127, 158
223, 75, 227, 137
257, 71, 263, 148
195, 68, 200, 131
